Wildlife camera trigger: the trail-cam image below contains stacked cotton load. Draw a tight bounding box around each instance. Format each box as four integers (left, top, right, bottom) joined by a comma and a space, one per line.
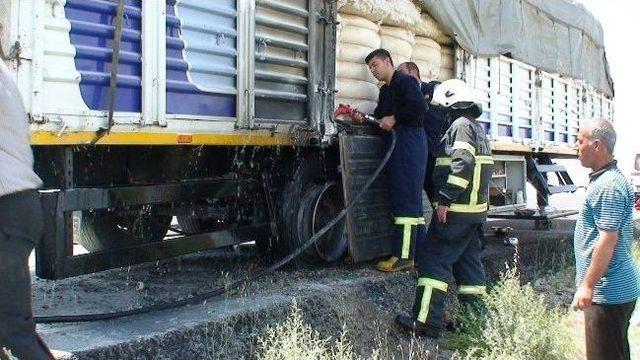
412, 11, 456, 81
379, 26, 415, 67
439, 45, 455, 81
383, 0, 421, 29
410, 37, 441, 82
379, 0, 420, 66
335, 13, 382, 114
413, 12, 453, 46
337, 0, 390, 22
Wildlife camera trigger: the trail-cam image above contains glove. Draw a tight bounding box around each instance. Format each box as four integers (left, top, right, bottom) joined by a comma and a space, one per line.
333, 104, 363, 123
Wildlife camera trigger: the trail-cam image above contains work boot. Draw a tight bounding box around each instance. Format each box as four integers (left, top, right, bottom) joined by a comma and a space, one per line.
395, 314, 442, 338
376, 256, 414, 272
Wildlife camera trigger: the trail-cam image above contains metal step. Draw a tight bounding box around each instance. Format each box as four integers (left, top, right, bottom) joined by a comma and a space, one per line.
535, 164, 567, 173
525, 155, 577, 208
548, 184, 578, 194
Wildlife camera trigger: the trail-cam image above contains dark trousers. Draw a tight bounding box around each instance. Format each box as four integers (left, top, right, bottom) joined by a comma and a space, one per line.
423, 154, 436, 203
0, 190, 52, 360
412, 217, 486, 326
584, 300, 636, 360
386, 126, 428, 260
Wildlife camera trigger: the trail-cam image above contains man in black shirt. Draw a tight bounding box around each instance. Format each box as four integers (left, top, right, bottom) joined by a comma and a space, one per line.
355, 49, 428, 272
397, 62, 448, 202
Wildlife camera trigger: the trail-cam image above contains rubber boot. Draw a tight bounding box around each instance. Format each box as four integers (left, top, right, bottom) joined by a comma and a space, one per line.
395, 314, 442, 338
376, 256, 414, 272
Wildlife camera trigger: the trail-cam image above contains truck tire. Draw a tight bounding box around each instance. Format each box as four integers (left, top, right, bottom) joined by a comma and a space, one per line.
77, 210, 171, 252
176, 216, 226, 234
277, 153, 347, 264
298, 182, 348, 263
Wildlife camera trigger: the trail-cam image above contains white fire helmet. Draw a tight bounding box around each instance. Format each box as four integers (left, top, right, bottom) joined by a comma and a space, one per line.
431, 79, 479, 111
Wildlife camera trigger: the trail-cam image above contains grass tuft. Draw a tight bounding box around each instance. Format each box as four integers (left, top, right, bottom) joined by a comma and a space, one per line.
447, 267, 579, 360
256, 299, 354, 360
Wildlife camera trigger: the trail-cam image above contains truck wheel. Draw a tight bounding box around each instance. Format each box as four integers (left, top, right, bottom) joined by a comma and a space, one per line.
77, 209, 171, 252
298, 182, 348, 263
278, 153, 347, 264
176, 216, 226, 234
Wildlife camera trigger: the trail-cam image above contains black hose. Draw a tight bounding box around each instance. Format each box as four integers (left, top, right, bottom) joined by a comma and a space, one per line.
35, 129, 396, 324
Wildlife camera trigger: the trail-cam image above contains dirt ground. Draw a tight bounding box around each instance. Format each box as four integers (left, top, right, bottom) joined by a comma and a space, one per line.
32, 219, 578, 360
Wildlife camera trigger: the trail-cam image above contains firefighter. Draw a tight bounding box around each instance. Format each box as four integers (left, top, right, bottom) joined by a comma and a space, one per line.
397, 62, 447, 202
395, 79, 494, 338
353, 49, 428, 272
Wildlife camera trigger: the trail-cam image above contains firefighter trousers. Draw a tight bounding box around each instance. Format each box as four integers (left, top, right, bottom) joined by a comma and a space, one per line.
386, 125, 427, 260
412, 217, 486, 327
423, 154, 437, 205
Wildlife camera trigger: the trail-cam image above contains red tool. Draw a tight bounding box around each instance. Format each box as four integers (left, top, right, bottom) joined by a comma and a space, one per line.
333, 104, 380, 128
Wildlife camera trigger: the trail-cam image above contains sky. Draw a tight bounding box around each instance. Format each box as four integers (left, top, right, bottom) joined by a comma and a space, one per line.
577, 0, 640, 175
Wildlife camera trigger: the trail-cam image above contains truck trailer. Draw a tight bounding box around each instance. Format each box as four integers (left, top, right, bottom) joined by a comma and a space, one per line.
0, 0, 614, 279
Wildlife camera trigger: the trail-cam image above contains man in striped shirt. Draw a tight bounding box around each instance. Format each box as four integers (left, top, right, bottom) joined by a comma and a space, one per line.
573, 118, 640, 360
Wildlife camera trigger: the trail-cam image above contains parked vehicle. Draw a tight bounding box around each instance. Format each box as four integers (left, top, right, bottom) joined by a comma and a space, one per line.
0, 0, 614, 279
632, 154, 640, 200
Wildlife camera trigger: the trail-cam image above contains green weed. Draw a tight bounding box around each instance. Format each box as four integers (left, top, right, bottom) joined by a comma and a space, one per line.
448, 267, 579, 360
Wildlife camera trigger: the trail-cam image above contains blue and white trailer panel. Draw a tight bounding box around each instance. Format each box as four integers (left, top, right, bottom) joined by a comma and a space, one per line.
463, 54, 614, 155
1, 0, 332, 146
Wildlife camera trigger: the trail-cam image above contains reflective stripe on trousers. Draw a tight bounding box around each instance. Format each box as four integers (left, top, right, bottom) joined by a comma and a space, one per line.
416, 278, 449, 323
394, 217, 425, 259
457, 285, 486, 295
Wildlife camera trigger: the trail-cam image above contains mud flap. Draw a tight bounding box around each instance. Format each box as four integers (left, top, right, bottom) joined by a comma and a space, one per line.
339, 133, 394, 262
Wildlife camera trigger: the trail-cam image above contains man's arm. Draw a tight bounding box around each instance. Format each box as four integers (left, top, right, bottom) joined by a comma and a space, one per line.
373, 86, 391, 120
572, 230, 618, 310
435, 123, 476, 223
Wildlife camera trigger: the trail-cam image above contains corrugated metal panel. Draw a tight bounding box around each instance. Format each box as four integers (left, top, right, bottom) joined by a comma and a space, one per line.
555, 80, 570, 144
253, 0, 310, 125
568, 85, 581, 144
495, 59, 514, 137
470, 57, 491, 134
540, 75, 556, 143
584, 91, 596, 121
594, 93, 602, 118
39, 0, 91, 116
339, 134, 394, 261
166, 0, 237, 117
64, 0, 142, 112
602, 97, 614, 121
514, 64, 534, 140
